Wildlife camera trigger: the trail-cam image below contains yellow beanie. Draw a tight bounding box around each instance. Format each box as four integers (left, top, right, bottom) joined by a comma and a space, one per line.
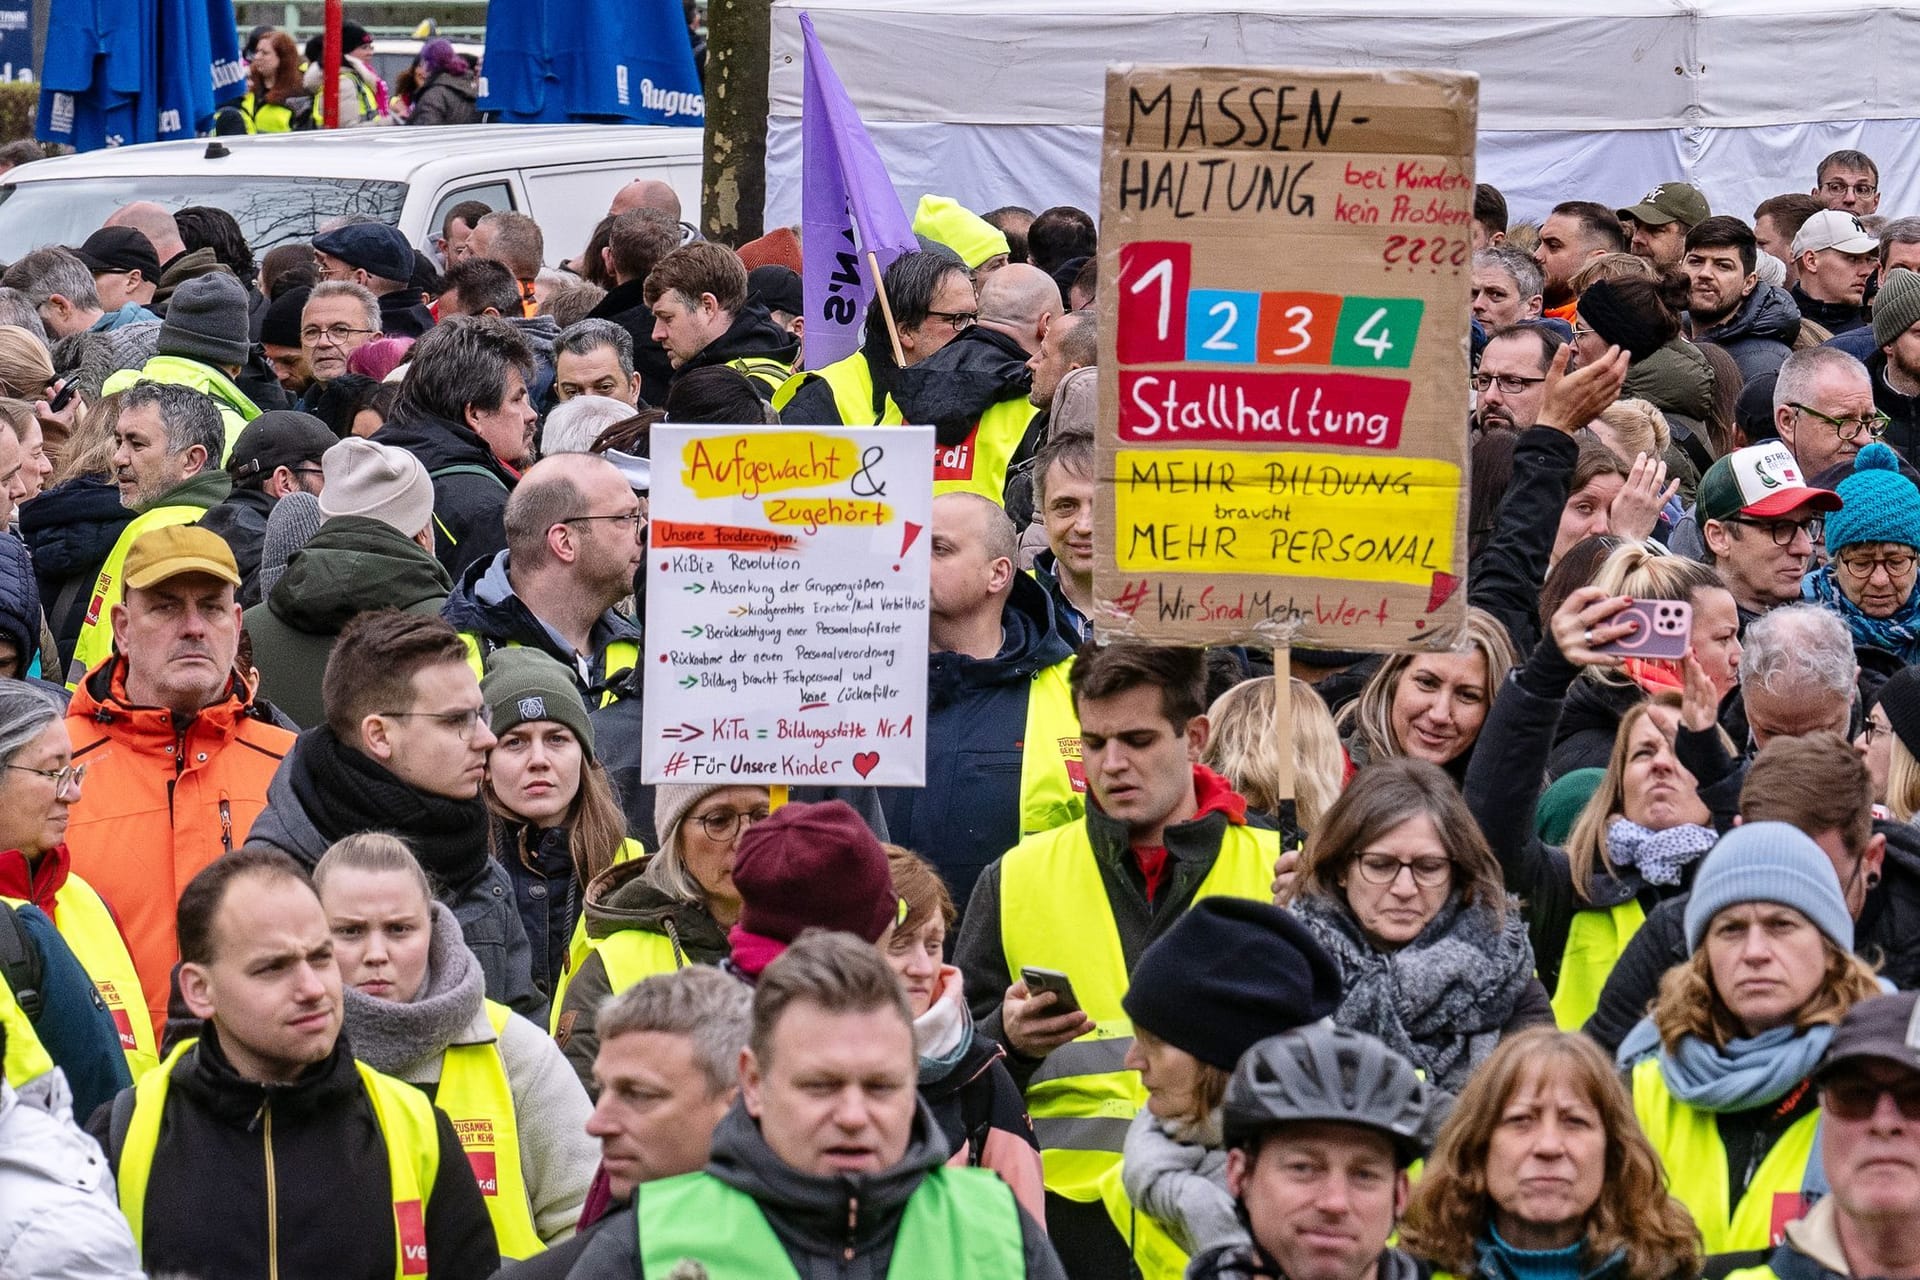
911, 194, 1009, 270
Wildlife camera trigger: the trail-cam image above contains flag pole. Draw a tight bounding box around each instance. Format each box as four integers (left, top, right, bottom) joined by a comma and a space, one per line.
867, 249, 906, 366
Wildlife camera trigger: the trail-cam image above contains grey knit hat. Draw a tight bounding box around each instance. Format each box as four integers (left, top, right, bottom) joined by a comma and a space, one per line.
258, 491, 324, 597
1875, 268, 1920, 349
654, 782, 732, 855
158, 272, 251, 368
1684, 821, 1853, 953
481, 648, 595, 761
317, 437, 434, 537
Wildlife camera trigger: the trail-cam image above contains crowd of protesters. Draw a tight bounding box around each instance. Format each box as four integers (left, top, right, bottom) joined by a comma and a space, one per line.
4, 118, 1920, 1280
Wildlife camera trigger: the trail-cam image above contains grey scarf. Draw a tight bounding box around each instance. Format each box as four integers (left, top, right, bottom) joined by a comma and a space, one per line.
340, 900, 486, 1076
1291, 892, 1534, 1092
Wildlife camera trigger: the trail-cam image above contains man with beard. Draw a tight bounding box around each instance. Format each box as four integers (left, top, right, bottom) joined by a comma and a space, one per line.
1533, 201, 1627, 323
1618, 181, 1710, 272
1472, 323, 1561, 436
1687, 215, 1802, 383
440, 453, 644, 706
1866, 269, 1920, 463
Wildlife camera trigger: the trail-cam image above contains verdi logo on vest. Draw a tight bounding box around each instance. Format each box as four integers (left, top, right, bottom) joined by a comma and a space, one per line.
396, 1199, 429, 1275
935, 427, 979, 480
454, 1116, 500, 1195
1058, 736, 1087, 791
98, 980, 137, 1050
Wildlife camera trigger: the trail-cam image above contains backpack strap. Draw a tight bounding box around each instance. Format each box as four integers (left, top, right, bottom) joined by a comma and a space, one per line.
429, 463, 509, 492
0, 901, 44, 1022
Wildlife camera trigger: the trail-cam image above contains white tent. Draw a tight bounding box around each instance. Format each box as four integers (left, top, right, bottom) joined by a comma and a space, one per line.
765, 0, 1920, 229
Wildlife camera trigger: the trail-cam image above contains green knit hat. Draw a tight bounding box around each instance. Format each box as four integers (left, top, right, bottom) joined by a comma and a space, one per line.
480, 648, 595, 761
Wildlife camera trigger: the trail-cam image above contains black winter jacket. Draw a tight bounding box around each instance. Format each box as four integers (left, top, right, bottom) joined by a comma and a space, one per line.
408, 69, 481, 126
91, 1027, 499, 1280
1465, 641, 1707, 995
891, 326, 1037, 454
0, 531, 43, 678
877, 573, 1076, 909
586, 280, 674, 406
1586, 818, 1920, 1054
563, 1101, 1065, 1279
490, 817, 578, 1002
675, 302, 799, 397
378, 287, 437, 339
1791, 284, 1869, 336
1548, 676, 1645, 779
1870, 349, 1920, 465
1467, 426, 1578, 661
441, 548, 643, 704
198, 484, 276, 607
18, 475, 134, 667
372, 412, 516, 579
1696, 285, 1801, 385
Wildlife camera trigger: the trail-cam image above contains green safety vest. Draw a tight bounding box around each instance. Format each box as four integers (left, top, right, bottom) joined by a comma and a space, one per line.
999, 819, 1276, 1202
67, 503, 209, 689
457, 632, 640, 710
434, 1001, 544, 1259
1018, 659, 1085, 836
1631, 1054, 1820, 1253
772, 352, 883, 426
637, 1165, 1027, 1278
118, 1039, 443, 1278
1550, 899, 1646, 1032
727, 356, 795, 397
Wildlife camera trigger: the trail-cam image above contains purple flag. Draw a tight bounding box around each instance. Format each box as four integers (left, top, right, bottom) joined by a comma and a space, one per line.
799, 11, 918, 370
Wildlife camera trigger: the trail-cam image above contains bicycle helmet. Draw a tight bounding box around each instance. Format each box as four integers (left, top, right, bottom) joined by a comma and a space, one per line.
1222, 1024, 1443, 1165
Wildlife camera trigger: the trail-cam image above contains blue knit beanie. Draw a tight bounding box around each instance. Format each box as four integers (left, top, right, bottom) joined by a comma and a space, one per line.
1683, 821, 1853, 953
1823, 443, 1920, 554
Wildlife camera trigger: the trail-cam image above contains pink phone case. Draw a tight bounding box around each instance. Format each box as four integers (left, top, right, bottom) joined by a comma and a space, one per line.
1595, 599, 1691, 661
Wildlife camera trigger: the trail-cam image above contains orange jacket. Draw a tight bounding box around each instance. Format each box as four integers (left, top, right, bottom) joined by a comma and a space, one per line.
64, 660, 295, 1038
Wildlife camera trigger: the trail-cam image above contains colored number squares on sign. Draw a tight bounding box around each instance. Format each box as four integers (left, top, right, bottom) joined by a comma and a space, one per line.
1256, 292, 1340, 366
1186, 290, 1260, 362
1330, 297, 1424, 369
1117, 241, 1192, 363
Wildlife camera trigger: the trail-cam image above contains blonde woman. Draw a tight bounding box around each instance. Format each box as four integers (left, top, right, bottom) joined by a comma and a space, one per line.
1874, 666, 1920, 821
0, 324, 54, 400
1338, 606, 1516, 784
1468, 585, 1720, 1031
1617, 823, 1882, 1254
1203, 676, 1346, 847
1401, 1028, 1700, 1280
1588, 398, 1673, 470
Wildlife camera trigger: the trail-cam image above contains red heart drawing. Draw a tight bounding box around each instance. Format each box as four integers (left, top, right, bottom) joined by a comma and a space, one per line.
852, 751, 880, 778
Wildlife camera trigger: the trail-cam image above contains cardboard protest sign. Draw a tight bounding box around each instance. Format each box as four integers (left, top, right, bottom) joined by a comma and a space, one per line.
642, 424, 933, 786
1094, 66, 1478, 650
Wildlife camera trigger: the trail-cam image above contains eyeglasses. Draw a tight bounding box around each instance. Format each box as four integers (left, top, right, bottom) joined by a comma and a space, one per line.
1822, 180, 1880, 199
379, 707, 493, 740
1353, 853, 1452, 888
1823, 1074, 1920, 1122
1470, 372, 1547, 395
1726, 515, 1823, 547
1864, 718, 1893, 745
300, 324, 377, 346
692, 806, 770, 841
925, 309, 977, 331
4, 762, 86, 794
1838, 550, 1918, 580
1571, 323, 1595, 339
293, 465, 325, 481
562, 511, 646, 532
1791, 402, 1890, 443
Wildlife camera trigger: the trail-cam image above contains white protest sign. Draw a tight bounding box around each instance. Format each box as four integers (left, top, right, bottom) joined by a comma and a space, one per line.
641, 424, 933, 786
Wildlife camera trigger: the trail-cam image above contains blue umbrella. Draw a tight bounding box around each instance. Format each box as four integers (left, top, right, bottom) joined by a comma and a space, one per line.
36, 0, 146, 150
480, 0, 701, 126
478, 0, 563, 123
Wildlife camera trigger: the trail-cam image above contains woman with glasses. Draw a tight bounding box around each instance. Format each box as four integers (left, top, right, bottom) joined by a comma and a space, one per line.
1617, 822, 1881, 1254
1801, 443, 1920, 664
480, 651, 640, 1003
555, 779, 766, 1088
1288, 755, 1551, 1092
0, 678, 158, 1080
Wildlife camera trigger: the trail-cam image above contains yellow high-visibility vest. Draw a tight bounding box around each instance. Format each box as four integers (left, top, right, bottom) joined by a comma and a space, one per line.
3, 875, 157, 1080
434, 1000, 544, 1259
1551, 898, 1647, 1032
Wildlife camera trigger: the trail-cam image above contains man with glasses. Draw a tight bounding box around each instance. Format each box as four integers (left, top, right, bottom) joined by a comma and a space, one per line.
1700, 440, 1844, 630
248, 609, 544, 1017
311, 221, 436, 338
775, 251, 978, 427
1791, 209, 1880, 337
1776, 347, 1885, 485
1471, 323, 1561, 435
1813, 148, 1883, 217
199, 412, 335, 608
442, 453, 644, 706
296, 280, 382, 412
1715, 989, 1920, 1280
64, 525, 295, 1041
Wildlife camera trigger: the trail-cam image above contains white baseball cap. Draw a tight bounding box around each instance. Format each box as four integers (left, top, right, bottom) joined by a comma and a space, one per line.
1792, 208, 1879, 257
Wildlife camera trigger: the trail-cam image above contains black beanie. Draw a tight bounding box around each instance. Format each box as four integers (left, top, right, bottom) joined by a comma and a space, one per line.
1122, 897, 1342, 1071
1876, 666, 1920, 762
260, 285, 310, 349
1577, 277, 1673, 364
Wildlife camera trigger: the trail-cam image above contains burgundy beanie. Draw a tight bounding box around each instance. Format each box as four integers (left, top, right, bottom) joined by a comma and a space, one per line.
732, 800, 896, 944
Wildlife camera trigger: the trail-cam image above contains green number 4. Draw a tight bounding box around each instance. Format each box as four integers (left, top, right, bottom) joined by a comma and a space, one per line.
1331, 297, 1424, 369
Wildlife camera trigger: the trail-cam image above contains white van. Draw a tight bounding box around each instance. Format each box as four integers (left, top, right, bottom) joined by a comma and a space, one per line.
0, 124, 703, 265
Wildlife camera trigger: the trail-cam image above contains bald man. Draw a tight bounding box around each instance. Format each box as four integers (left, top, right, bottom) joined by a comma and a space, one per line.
610, 178, 697, 246
104, 202, 220, 311
890, 263, 1063, 506
440, 452, 645, 701
877, 491, 1081, 907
